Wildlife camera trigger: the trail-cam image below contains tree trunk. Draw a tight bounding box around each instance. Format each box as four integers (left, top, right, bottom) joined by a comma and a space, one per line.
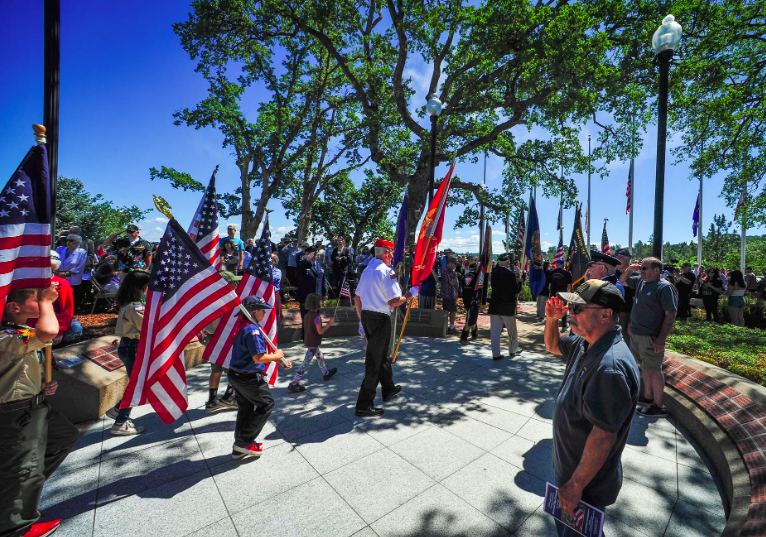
296, 202, 313, 245
405, 166, 431, 246
238, 159, 256, 241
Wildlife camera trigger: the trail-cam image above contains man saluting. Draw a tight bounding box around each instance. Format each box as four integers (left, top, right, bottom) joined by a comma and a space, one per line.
354, 239, 418, 417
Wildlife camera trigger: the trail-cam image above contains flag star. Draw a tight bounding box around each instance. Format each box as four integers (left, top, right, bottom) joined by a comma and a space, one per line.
0, 210, 8, 218
7, 188, 15, 194
8, 201, 17, 209
20, 209, 28, 216
18, 194, 29, 202
14, 179, 24, 187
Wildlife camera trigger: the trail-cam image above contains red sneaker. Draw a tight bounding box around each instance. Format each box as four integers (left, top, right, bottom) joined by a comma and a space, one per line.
232, 442, 263, 459
24, 520, 61, 537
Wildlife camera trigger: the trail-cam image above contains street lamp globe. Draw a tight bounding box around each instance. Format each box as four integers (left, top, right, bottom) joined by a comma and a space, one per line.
426, 93, 442, 117
652, 15, 683, 55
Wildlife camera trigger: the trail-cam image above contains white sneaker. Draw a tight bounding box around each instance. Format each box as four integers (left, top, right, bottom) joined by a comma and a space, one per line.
110, 419, 146, 436
105, 406, 120, 420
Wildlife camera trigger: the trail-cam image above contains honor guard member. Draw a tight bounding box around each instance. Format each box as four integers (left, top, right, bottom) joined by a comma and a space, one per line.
586, 250, 625, 298
353, 238, 418, 417
0, 286, 80, 537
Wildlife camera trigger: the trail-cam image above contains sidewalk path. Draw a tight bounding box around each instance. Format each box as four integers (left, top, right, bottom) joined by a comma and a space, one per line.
41, 331, 725, 536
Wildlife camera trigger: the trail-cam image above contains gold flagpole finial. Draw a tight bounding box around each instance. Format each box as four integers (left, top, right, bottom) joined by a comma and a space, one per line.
153, 195, 174, 219
33, 124, 47, 145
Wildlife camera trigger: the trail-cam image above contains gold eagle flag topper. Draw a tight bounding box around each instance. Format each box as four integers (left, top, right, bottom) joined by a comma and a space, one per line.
153, 195, 174, 219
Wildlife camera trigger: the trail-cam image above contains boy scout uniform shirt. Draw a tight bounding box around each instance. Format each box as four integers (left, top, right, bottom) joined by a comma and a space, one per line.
115, 301, 145, 340
0, 325, 50, 403
356, 258, 402, 314
229, 323, 268, 373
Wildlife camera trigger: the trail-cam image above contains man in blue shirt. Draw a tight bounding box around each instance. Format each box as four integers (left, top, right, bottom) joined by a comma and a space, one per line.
544, 281, 639, 536
219, 224, 245, 272
227, 296, 292, 460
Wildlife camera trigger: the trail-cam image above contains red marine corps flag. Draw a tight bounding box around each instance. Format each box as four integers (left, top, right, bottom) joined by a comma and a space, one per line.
0, 141, 52, 311
412, 161, 455, 286
187, 167, 221, 270
121, 218, 241, 424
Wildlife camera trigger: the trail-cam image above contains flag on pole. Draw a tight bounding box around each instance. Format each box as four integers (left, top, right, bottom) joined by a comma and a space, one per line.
120, 218, 241, 424
0, 144, 52, 311
692, 193, 700, 237
339, 277, 351, 298
626, 159, 634, 214
554, 233, 564, 264
187, 168, 220, 270
525, 197, 545, 297
412, 162, 455, 286
465, 224, 491, 331
735, 189, 746, 221
504, 212, 511, 252
515, 207, 526, 248
202, 215, 280, 385
567, 205, 590, 285
557, 204, 563, 231
601, 221, 611, 255
392, 193, 408, 281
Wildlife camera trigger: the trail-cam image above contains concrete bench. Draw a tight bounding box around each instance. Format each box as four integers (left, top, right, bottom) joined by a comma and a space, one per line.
401, 308, 448, 337
47, 337, 205, 424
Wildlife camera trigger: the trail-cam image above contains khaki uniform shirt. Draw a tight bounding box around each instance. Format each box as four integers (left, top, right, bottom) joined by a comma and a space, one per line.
115, 302, 145, 340
0, 325, 50, 404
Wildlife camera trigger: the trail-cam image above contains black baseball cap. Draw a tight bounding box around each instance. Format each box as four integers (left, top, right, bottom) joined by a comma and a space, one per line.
236, 296, 273, 315
614, 248, 631, 258
304, 246, 317, 254
126, 224, 139, 233
558, 280, 625, 314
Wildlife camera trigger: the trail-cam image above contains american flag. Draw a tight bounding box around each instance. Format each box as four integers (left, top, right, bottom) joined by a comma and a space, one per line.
187, 168, 220, 269
515, 207, 525, 247
0, 144, 51, 311
202, 215, 279, 385
626, 158, 634, 215
339, 277, 351, 298
554, 233, 564, 264
121, 218, 241, 424
572, 506, 585, 531
601, 221, 611, 255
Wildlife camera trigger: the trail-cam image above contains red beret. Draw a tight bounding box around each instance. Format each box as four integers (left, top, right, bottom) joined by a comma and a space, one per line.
374, 238, 395, 249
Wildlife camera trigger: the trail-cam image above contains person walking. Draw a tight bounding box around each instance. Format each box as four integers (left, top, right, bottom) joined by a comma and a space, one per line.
620, 257, 678, 419
353, 239, 417, 417
287, 293, 337, 393
700, 268, 724, 323
488, 254, 522, 360
544, 281, 639, 537
726, 270, 747, 327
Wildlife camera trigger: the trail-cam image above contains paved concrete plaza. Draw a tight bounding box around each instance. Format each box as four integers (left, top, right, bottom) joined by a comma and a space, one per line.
41, 336, 726, 536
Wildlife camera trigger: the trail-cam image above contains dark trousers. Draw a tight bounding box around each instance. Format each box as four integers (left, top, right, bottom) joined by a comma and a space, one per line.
0, 400, 79, 537
228, 371, 274, 447
678, 293, 692, 319
113, 337, 139, 422
703, 295, 720, 322
356, 311, 397, 410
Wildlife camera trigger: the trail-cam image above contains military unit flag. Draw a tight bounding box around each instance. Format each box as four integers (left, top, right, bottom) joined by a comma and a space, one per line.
567, 205, 590, 285
187, 168, 221, 270
692, 193, 700, 237
202, 216, 280, 385
412, 162, 454, 287
121, 218, 241, 424
525, 197, 545, 297
0, 144, 52, 312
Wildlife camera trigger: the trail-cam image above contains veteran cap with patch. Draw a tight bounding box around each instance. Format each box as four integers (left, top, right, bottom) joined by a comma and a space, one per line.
558, 279, 625, 313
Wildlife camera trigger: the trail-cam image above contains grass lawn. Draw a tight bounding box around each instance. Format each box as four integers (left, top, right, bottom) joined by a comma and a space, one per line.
667, 314, 766, 386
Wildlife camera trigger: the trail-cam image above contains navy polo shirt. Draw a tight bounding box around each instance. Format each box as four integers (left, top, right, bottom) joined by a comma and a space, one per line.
229, 323, 268, 373
552, 326, 640, 506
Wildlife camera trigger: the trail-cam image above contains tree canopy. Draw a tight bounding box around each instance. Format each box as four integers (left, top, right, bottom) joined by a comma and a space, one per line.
55, 176, 149, 242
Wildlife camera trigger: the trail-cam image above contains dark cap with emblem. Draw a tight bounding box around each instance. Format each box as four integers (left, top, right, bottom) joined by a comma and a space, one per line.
589, 250, 621, 267
558, 279, 625, 314
304, 245, 317, 254
614, 248, 631, 258
126, 224, 139, 233
236, 295, 273, 315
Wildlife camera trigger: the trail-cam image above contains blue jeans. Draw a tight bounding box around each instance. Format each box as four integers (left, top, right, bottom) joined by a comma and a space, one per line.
114, 337, 139, 422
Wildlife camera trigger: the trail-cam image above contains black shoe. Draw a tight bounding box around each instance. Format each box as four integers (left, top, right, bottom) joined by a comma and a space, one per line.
637, 404, 668, 418
383, 385, 402, 402
355, 406, 384, 417
492, 356, 504, 361
323, 367, 338, 381
459, 338, 469, 345
637, 393, 653, 407
471, 332, 478, 341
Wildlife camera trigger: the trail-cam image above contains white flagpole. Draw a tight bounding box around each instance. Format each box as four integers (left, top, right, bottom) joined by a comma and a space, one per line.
629, 159, 635, 256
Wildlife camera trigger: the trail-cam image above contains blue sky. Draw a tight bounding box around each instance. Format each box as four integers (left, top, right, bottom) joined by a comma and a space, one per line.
2, 1, 761, 254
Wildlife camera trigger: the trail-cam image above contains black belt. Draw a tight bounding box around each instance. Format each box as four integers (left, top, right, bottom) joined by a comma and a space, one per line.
0, 393, 45, 413
229, 370, 264, 379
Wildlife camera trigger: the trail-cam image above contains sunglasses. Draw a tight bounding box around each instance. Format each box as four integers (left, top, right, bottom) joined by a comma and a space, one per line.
67, 239, 76, 242
569, 304, 605, 315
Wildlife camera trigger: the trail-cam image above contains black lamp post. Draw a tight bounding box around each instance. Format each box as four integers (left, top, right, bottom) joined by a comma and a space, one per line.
651, 15, 683, 259
426, 93, 443, 205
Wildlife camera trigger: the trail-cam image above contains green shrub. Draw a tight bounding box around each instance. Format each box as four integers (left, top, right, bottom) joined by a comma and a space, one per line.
519, 285, 533, 302
716, 296, 766, 329
323, 299, 339, 308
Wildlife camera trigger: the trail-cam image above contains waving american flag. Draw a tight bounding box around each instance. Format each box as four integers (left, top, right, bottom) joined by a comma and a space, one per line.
121, 218, 241, 424
0, 144, 51, 311
202, 215, 279, 385
187, 168, 220, 269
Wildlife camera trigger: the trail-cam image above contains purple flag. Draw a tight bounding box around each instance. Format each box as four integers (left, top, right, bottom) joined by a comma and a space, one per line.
692, 193, 700, 237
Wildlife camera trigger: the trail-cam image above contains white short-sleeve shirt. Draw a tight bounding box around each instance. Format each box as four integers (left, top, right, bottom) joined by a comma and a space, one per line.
356, 258, 402, 314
